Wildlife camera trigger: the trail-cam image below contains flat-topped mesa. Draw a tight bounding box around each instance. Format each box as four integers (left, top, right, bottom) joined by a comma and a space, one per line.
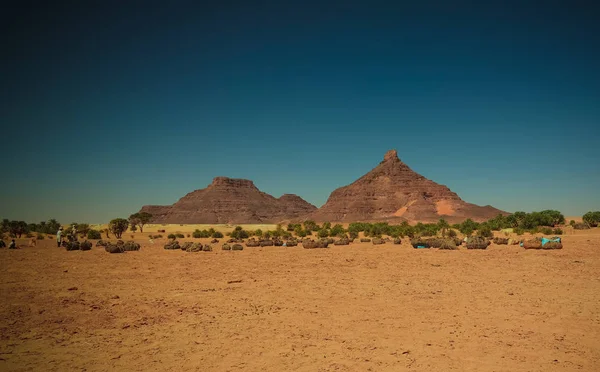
136, 177, 316, 224
209, 177, 257, 189
278, 194, 305, 201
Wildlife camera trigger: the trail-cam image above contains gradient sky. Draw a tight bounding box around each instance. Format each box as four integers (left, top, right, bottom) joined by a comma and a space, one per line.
2, 0, 599, 224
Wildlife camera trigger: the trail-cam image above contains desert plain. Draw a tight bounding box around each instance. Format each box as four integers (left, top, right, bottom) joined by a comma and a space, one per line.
1, 227, 600, 372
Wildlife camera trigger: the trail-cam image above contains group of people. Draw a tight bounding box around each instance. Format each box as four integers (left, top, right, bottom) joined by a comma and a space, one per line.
2, 226, 71, 249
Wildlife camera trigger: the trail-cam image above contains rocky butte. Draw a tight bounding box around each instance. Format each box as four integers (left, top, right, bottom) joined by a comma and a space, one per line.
139, 177, 317, 224
308, 149, 508, 223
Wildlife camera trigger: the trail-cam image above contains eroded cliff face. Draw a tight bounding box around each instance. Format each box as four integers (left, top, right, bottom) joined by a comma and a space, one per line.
139, 177, 316, 224
309, 150, 507, 223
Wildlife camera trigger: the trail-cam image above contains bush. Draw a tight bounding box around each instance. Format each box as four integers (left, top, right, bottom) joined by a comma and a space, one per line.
478, 226, 493, 238
447, 229, 457, 238
230, 226, 249, 239
573, 223, 590, 230
168, 234, 176, 239
192, 229, 210, 238
540, 227, 553, 235
317, 229, 329, 238
211, 231, 224, 238
87, 230, 102, 239
553, 228, 563, 235
514, 227, 525, 235
175, 233, 185, 238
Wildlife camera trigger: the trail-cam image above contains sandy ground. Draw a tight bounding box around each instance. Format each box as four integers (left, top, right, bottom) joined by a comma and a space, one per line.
1, 231, 600, 372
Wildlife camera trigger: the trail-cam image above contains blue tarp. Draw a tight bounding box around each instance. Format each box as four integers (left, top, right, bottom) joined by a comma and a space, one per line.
541, 237, 561, 246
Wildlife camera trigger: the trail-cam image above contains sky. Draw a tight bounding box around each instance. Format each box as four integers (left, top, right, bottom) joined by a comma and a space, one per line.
2, 0, 599, 224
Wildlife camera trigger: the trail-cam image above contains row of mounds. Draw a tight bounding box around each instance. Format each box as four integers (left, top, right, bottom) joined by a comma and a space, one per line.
164, 240, 213, 252
97, 240, 141, 253
63, 240, 93, 251
302, 239, 329, 249
522, 236, 563, 250
222, 243, 244, 251
411, 237, 463, 250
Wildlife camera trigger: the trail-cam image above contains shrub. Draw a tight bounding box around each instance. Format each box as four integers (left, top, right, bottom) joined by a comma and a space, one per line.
175, 233, 185, 238
317, 229, 329, 238
514, 227, 525, 235
552, 228, 563, 235
447, 229, 457, 238
478, 226, 493, 238
192, 229, 210, 238
330, 224, 345, 236
573, 223, 590, 230
294, 226, 307, 237
87, 230, 101, 239
168, 234, 177, 239
212, 231, 224, 238
230, 226, 249, 239
348, 231, 358, 240
36, 233, 45, 240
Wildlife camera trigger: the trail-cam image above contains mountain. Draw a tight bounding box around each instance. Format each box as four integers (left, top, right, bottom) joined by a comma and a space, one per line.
139, 177, 316, 224
309, 150, 507, 223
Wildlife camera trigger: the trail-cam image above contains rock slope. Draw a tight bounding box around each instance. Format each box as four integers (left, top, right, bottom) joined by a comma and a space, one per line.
309, 150, 507, 223
139, 177, 316, 224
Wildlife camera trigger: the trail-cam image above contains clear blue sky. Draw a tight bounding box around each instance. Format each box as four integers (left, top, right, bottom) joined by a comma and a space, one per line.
2, 1, 599, 224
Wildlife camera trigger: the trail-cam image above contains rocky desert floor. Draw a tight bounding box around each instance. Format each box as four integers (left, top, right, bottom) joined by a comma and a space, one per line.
1, 231, 600, 372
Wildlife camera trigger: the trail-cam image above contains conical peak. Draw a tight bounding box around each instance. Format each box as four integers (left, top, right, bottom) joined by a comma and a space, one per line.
383, 149, 400, 163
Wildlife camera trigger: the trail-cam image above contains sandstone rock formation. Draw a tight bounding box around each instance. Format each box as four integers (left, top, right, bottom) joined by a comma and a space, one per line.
139, 177, 316, 224
309, 149, 507, 223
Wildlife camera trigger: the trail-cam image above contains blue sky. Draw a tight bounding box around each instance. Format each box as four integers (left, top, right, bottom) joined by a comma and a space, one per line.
2, 1, 599, 223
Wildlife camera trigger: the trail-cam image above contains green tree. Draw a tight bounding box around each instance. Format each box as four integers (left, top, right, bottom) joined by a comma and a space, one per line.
437, 218, 450, 237
77, 223, 90, 237
583, 211, 600, 227
8, 220, 29, 238
129, 212, 152, 233
458, 219, 479, 236
109, 218, 129, 239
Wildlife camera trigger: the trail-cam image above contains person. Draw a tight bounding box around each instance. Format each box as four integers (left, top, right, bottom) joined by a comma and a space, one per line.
8, 239, 17, 249
57, 227, 63, 248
